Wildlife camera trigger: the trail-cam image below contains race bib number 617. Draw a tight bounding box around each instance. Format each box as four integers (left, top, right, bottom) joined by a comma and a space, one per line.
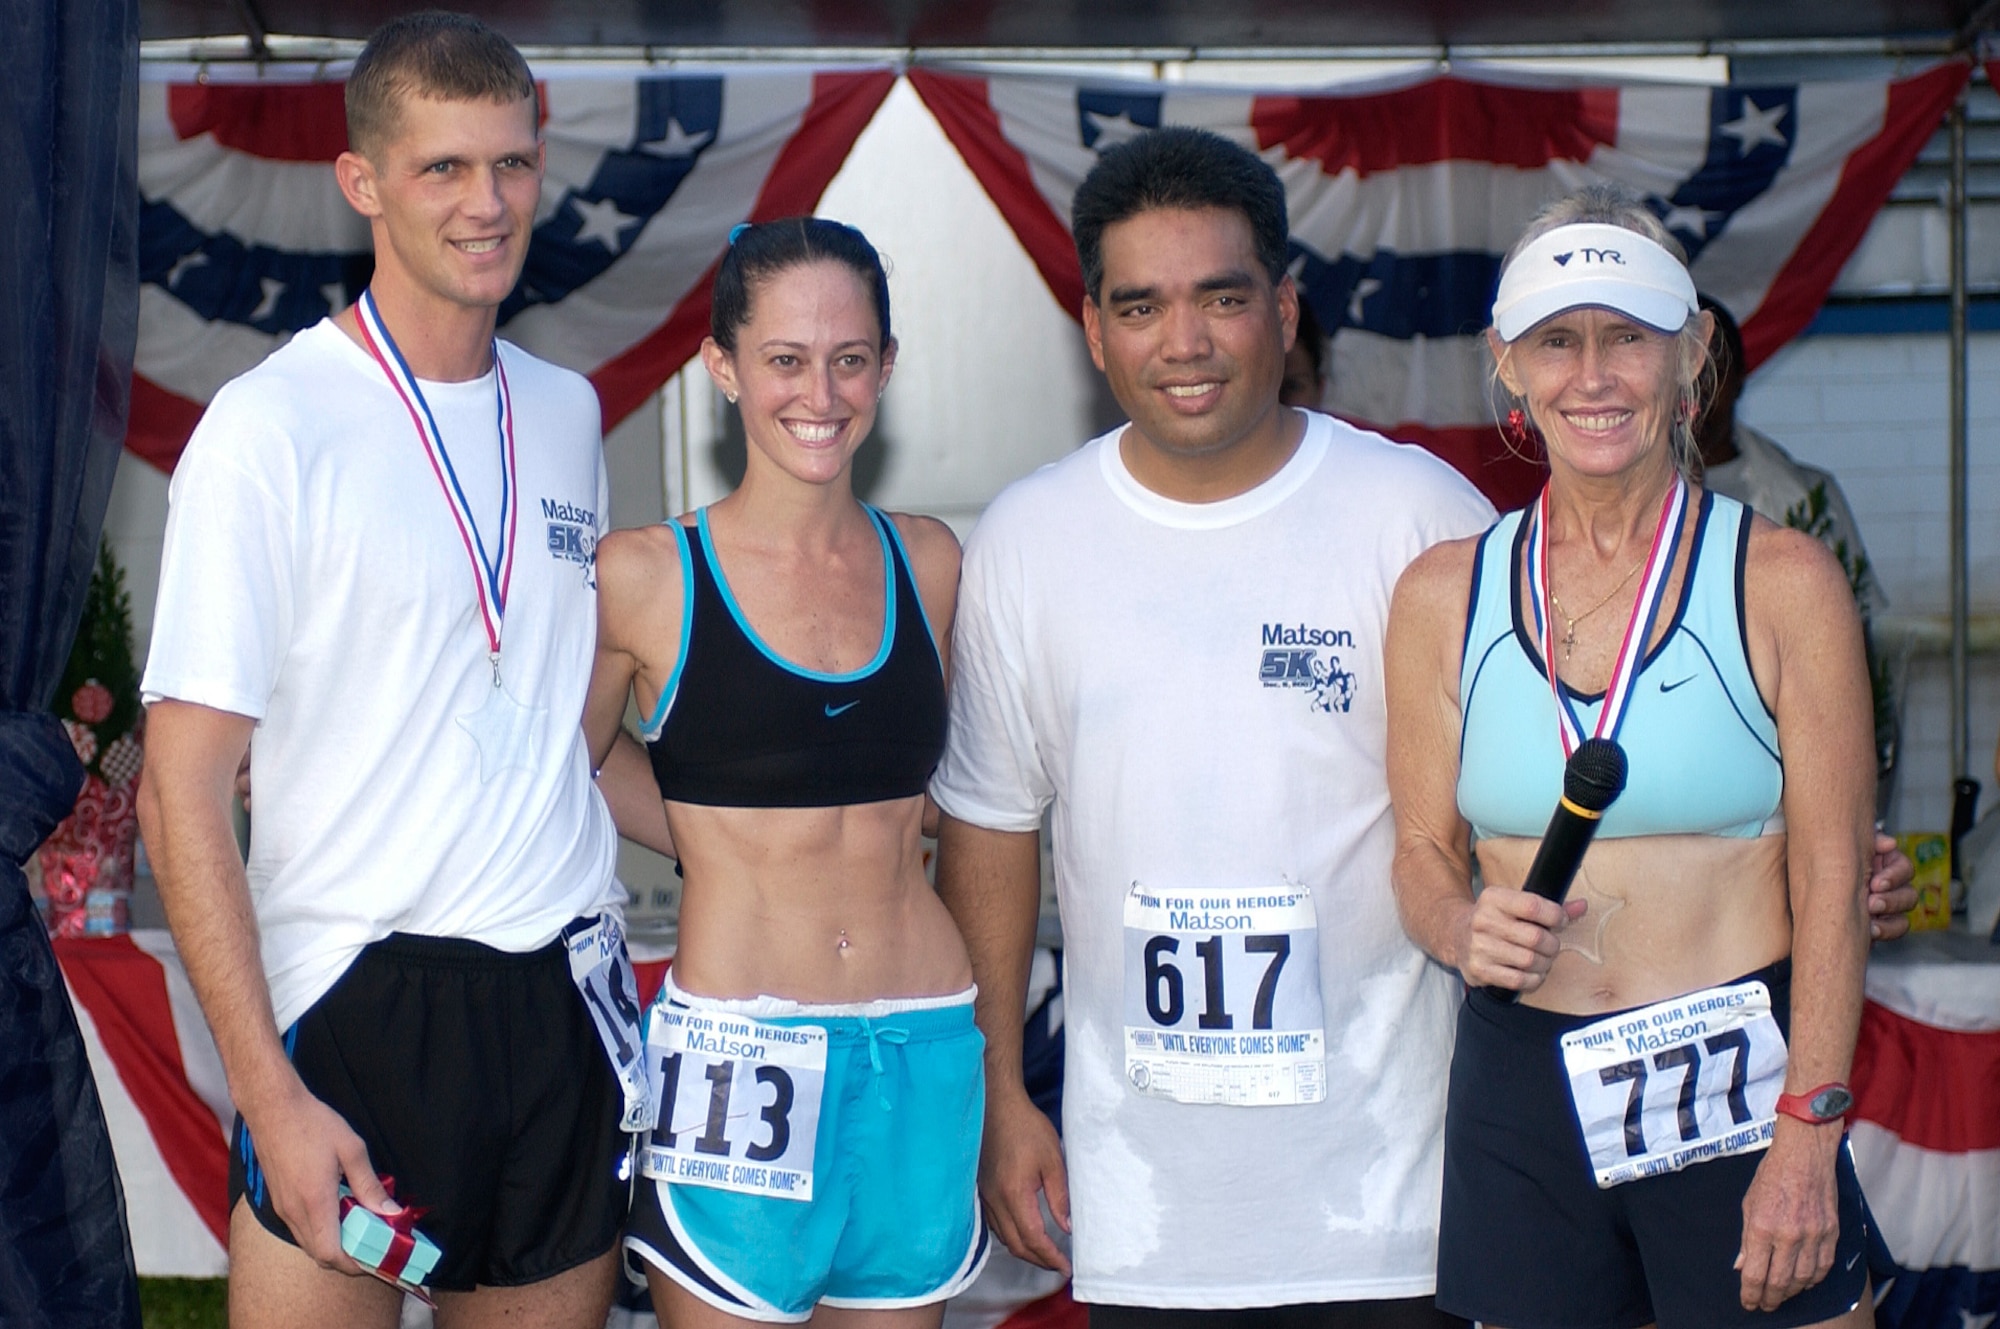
1122, 882, 1326, 1107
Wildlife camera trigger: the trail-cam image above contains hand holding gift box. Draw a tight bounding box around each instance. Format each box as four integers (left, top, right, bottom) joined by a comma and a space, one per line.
339, 1177, 440, 1303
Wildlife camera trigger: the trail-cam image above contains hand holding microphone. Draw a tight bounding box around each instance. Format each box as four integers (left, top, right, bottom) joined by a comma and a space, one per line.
1482, 737, 1627, 1004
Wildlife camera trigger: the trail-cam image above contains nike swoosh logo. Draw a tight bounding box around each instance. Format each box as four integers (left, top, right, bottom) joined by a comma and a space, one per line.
1659, 675, 1699, 693
1845, 1250, 1862, 1271
824, 701, 860, 717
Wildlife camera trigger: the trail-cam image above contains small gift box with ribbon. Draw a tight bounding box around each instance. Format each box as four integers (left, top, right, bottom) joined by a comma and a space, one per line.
338, 1177, 440, 1303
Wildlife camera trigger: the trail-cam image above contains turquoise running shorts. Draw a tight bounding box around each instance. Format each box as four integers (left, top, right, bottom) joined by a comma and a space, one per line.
625, 973, 990, 1321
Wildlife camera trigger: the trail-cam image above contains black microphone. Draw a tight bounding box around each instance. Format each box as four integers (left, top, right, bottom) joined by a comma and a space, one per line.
1485, 737, 1628, 1005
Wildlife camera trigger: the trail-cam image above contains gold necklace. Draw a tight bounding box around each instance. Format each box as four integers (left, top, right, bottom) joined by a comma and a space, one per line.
1549, 556, 1645, 658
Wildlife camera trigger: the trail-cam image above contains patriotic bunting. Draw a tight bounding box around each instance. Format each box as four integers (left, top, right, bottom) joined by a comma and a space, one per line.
910, 62, 1967, 509
1852, 959, 2000, 1329
131, 64, 895, 472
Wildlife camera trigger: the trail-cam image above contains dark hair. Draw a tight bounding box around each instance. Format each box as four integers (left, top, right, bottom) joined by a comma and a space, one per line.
1295, 297, 1326, 379
1071, 126, 1290, 303
1699, 293, 1745, 387
709, 217, 892, 353
347, 11, 538, 159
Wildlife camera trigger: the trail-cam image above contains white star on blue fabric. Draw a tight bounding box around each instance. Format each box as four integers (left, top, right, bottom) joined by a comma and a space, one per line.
571, 195, 641, 250
456, 681, 547, 783
249, 277, 285, 321
1085, 110, 1152, 153
1347, 277, 1383, 325
166, 250, 208, 288
1958, 1310, 1996, 1329
1718, 99, 1789, 154
1659, 203, 1717, 239
645, 116, 712, 158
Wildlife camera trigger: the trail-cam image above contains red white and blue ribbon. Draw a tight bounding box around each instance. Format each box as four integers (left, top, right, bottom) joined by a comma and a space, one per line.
354, 289, 518, 684
1525, 474, 1689, 757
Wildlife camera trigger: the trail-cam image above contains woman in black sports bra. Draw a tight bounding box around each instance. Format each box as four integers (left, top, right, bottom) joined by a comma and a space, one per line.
586, 220, 985, 1328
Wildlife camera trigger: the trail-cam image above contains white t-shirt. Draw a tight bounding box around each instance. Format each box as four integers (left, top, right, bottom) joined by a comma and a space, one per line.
933, 411, 1496, 1308
143, 319, 622, 1030
1704, 422, 1883, 612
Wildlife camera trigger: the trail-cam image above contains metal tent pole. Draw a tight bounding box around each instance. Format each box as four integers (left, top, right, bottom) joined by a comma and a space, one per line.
1947, 95, 1970, 788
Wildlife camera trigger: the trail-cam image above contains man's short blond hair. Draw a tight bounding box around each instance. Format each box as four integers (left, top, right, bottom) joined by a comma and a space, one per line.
345, 11, 537, 159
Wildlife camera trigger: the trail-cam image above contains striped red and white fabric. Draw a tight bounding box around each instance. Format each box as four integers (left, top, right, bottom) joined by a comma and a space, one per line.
910, 62, 1967, 511
58, 933, 231, 1275
1851, 952, 2000, 1327
131, 64, 894, 473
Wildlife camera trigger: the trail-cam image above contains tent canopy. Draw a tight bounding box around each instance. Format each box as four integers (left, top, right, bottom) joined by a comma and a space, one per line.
144, 0, 1992, 52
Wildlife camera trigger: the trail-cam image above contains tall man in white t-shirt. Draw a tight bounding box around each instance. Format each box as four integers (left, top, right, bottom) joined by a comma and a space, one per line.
932, 128, 1918, 1328
135, 15, 651, 1328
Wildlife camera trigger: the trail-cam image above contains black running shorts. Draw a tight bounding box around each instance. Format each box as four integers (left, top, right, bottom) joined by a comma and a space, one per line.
1088, 1299, 1468, 1329
1437, 959, 1868, 1329
228, 926, 627, 1290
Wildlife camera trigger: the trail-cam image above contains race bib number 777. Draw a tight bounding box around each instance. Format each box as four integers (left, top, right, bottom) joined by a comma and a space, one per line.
1561, 979, 1787, 1188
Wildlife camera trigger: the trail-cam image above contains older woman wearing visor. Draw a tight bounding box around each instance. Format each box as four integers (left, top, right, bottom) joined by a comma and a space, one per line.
1386, 184, 1874, 1329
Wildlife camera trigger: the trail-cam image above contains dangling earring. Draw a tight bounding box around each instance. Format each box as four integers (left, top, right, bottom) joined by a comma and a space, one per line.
1504, 407, 1536, 451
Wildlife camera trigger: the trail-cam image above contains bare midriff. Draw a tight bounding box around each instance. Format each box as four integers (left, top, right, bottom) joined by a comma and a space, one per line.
664, 794, 973, 1005
1474, 831, 1792, 1013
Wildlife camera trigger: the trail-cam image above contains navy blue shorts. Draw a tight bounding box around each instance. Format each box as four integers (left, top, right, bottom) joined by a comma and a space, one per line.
1437, 960, 1868, 1329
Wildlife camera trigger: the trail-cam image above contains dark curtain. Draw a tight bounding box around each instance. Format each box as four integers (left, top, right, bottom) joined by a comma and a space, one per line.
0, 0, 144, 1323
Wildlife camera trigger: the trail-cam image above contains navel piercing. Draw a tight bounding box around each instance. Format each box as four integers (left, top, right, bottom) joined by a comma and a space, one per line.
837, 929, 850, 951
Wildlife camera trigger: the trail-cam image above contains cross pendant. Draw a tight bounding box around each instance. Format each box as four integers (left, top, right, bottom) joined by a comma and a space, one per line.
1560, 623, 1576, 658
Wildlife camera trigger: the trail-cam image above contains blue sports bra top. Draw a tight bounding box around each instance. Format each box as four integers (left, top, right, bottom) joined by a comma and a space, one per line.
1457, 490, 1784, 840
640, 506, 946, 808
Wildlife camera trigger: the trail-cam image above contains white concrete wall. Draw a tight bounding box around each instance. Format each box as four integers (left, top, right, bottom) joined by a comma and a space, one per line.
1737, 332, 2000, 833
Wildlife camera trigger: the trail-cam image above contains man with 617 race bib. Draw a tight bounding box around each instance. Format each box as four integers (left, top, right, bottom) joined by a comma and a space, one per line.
932, 127, 1916, 1329
932, 128, 1495, 1328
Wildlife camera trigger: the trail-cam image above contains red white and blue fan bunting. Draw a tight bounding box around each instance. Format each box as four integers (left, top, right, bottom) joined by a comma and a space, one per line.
1852, 960, 2000, 1329
910, 62, 1967, 510
131, 65, 895, 472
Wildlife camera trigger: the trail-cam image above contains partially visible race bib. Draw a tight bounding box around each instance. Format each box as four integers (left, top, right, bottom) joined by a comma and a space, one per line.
563, 915, 654, 1133
1122, 882, 1326, 1106
640, 1005, 827, 1202
1561, 979, 1787, 1188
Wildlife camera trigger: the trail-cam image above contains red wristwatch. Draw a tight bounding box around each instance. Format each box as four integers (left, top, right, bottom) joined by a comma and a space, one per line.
1775, 1082, 1854, 1125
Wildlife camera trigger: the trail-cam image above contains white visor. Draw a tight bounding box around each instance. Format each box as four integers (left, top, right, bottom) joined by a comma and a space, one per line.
1491, 222, 1698, 342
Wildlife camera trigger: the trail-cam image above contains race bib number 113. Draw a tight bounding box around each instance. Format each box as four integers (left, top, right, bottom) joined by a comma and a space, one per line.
1122, 882, 1326, 1107
640, 1007, 827, 1202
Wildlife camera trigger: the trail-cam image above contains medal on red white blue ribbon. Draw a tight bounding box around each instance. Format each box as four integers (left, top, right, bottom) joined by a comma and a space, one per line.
355, 291, 547, 782
355, 289, 518, 683
1525, 475, 1689, 756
